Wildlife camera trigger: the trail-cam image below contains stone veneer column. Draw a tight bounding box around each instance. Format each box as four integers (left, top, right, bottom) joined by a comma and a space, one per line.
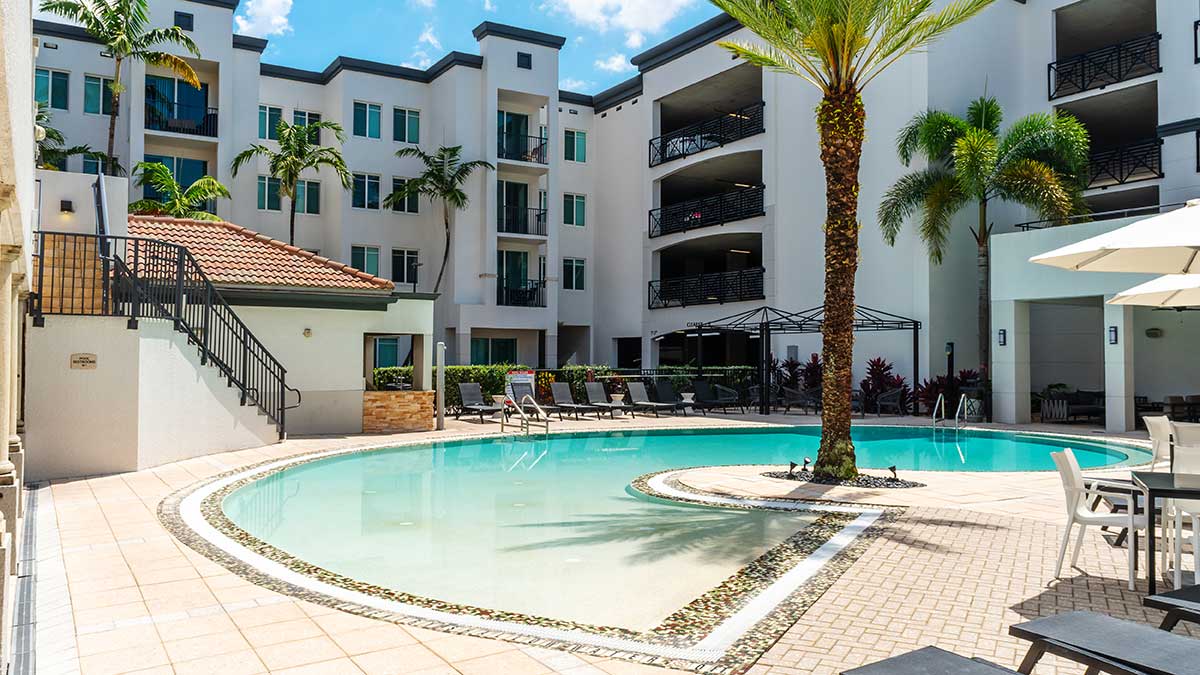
8, 277, 23, 515
0, 248, 17, 574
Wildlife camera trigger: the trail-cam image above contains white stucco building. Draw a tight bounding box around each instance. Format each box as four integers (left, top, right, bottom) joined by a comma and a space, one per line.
31, 0, 1200, 430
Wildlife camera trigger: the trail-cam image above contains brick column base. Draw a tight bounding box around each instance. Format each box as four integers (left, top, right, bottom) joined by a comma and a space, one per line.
363, 391, 436, 433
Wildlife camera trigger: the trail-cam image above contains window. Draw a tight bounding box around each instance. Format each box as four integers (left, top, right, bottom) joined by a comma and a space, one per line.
351, 245, 380, 276
293, 110, 321, 143
83, 75, 114, 115
173, 11, 194, 30
375, 337, 401, 368
470, 337, 518, 365
391, 177, 419, 214
352, 173, 380, 209
82, 156, 107, 175
391, 249, 419, 285
47, 155, 67, 171
564, 129, 586, 162
563, 258, 585, 291
258, 105, 282, 140
563, 193, 585, 226
517, 52, 532, 69
392, 108, 419, 144
353, 102, 381, 138
295, 180, 320, 214
143, 155, 209, 209
35, 68, 69, 110
256, 176, 282, 211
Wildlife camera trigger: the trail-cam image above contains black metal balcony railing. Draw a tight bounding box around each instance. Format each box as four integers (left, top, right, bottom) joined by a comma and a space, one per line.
497, 278, 546, 307
1014, 201, 1189, 231
648, 267, 765, 309
1087, 138, 1163, 189
498, 135, 548, 164
144, 102, 219, 138
649, 185, 765, 238
649, 101, 766, 167
498, 206, 548, 236
1048, 33, 1161, 99
1194, 20, 1199, 64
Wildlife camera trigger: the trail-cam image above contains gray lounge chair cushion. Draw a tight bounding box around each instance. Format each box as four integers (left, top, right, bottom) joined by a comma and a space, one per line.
1009, 611, 1192, 675
841, 646, 1016, 674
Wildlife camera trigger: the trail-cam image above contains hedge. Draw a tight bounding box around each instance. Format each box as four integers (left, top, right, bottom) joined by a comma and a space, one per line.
373, 364, 528, 408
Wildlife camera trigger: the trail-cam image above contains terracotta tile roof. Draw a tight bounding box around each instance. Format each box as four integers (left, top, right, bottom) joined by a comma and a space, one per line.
127, 215, 394, 292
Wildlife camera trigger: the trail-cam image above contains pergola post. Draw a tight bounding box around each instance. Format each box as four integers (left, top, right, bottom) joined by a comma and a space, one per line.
912, 325, 920, 395
759, 321, 771, 415
696, 328, 704, 376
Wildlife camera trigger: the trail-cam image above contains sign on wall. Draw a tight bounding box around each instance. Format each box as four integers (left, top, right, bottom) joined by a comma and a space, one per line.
505, 369, 535, 400
69, 353, 97, 370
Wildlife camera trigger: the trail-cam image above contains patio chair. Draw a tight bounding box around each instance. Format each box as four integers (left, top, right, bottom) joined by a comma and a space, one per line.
1145, 584, 1200, 632
1010, 610, 1191, 675
455, 382, 505, 423
653, 380, 689, 416
626, 382, 678, 417
509, 382, 559, 419
1051, 448, 1148, 590
840, 646, 1029, 675
874, 387, 909, 416
1166, 396, 1189, 421
1166, 422, 1200, 588
585, 381, 630, 419
692, 380, 741, 414
1093, 415, 1172, 549
780, 385, 820, 415
747, 383, 780, 411
550, 382, 601, 420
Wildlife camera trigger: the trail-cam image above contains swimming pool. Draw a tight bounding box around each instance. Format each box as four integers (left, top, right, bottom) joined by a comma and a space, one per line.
199, 426, 1148, 668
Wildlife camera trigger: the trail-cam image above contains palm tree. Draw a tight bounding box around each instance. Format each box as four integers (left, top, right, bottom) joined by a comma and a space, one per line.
879, 96, 1089, 376
231, 120, 352, 245
129, 161, 230, 221
39, 0, 201, 176
383, 146, 493, 293
35, 103, 110, 171
711, 0, 993, 479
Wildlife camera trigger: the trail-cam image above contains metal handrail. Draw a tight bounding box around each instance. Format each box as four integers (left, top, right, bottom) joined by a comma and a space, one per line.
648, 185, 765, 238
932, 392, 946, 426
1013, 201, 1189, 231
1087, 138, 1163, 189
500, 394, 550, 436
648, 267, 766, 309
954, 394, 968, 429
497, 134, 548, 164
496, 277, 547, 307
498, 206, 548, 236
648, 101, 766, 167
1047, 33, 1161, 100
144, 101, 219, 138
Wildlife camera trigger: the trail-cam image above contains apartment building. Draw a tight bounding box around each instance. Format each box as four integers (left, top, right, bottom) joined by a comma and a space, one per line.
32, 0, 1200, 410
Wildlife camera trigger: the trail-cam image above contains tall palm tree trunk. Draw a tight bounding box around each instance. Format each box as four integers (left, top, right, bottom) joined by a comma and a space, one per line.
106, 57, 122, 176
433, 206, 450, 293
975, 200, 990, 376
288, 194, 298, 245
814, 89, 866, 480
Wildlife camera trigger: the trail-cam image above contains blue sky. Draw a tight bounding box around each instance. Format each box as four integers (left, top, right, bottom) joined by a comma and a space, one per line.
233, 0, 724, 94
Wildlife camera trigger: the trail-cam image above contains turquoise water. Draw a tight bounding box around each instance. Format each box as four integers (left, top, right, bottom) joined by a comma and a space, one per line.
223, 427, 1148, 629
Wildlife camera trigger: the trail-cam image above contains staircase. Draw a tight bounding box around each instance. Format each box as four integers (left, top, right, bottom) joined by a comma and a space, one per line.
30, 182, 296, 439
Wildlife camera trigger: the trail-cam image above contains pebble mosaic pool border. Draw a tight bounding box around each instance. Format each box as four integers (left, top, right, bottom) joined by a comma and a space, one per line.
157, 438, 899, 675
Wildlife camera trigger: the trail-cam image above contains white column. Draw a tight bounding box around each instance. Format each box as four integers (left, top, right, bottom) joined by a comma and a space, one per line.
1104, 300, 1136, 432
543, 332, 558, 369
0, 253, 15, 476
991, 299, 1031, 424
456, 329, 472, 366
411, 333, 434, 391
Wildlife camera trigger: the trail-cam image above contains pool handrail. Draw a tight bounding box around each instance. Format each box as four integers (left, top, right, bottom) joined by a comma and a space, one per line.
932, 393, 947, 426
954, 394, 968, 429
501, 394, 551, 437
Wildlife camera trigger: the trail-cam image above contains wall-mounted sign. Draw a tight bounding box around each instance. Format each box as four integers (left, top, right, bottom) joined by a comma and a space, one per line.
69, 353, 97, 370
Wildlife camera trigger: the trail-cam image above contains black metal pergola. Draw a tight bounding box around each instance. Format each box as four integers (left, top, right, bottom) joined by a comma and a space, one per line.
687, 305, 922, 414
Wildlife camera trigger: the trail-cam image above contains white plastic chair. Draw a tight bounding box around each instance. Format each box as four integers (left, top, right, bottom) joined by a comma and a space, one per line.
1144, 415, 1173, 467
1168, 422, 1200, 588
1052, 448, 1148, 590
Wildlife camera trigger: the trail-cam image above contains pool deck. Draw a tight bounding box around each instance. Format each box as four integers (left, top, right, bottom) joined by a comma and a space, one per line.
32, 413, 1192, 675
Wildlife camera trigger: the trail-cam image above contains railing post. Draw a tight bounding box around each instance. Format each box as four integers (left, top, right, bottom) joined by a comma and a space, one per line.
173, 247, 185, 331
240, 325, 249, 406
200, 284, 211, 365
127, 238, 140, 329
278, 372, 286, 440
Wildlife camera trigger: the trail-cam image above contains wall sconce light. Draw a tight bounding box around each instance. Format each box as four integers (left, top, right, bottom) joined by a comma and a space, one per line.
59, 200, 73, 213
1108, 326, 1119, 345
302, 328, 312, 338
997, 329, 1007, 346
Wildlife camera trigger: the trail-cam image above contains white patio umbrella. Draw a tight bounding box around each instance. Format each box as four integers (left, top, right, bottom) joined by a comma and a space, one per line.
1108, 274, 1200, 307
1029, 199, 1200, 273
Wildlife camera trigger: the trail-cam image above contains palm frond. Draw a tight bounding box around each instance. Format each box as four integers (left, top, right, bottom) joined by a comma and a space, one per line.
917, 173, 969, 264
896, 109, 968, 164
128, 199, 168, 215
141, 52, 200, 88
230, 144, 273, 176
966, 95, 1001, 134
137, 26, 201, 58
951, 126, 997, 200
133, 161, 182, 201
182, 176, 231, 204
992, 158, 1072, 219
877, 166, 957, 246
858, 0, 993, 90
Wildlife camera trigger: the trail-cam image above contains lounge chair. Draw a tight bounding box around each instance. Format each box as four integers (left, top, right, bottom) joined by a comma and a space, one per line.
747, 384, 779, 412
780, 385, 820, 415
692, 380, 741, 414
1145, 584, 1200, 632
874, 387, 909, 416
841, 646, 1024, 674
653, 380, 690, 416
1010, 611, 1189, 675
626, 382, 678, 417
550, 382, 600, 420
455, 382, 505, 423
585, 381, 630, 419
509, 382, 559, 419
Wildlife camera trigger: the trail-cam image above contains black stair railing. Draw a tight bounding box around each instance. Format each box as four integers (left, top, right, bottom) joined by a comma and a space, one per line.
649, 101, 766, 167
1048, 33, 1161, 99
648, 268, 765, 309
649, 185, 765, 238
30, 231, 295, 438
1087, 138, 1163, 189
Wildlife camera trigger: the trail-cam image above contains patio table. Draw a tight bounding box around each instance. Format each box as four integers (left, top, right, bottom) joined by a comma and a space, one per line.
1132, 471, 1200, 594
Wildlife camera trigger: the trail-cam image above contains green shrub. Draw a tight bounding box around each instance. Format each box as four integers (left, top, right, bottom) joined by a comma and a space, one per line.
373, 363, 528, 408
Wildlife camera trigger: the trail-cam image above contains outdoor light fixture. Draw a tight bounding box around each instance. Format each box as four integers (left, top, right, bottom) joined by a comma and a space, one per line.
788, 461, 797, 479
59, 200, 73, 213
1108, 326, 1119, 345
802, 457, 811, 471
729, 249, 752, 254
997, 329, 1007, 346
888, 465, 898, 480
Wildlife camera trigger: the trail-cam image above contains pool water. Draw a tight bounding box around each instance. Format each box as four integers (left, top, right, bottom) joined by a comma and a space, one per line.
222, 427, 1148, 630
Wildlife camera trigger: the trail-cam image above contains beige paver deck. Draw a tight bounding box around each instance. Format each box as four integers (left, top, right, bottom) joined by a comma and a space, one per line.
33, 413, 1190, 675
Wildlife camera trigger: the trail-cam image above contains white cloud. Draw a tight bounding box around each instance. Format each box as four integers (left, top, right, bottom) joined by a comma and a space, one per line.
412, 0, 435, 7
594, 53, 632, 73
546, 0, 695, 50
560, 77, 591, 90
234, 0, 293, 37
484, 0, 496, 10
402, 49, 433, 69
418, 24, 441, 50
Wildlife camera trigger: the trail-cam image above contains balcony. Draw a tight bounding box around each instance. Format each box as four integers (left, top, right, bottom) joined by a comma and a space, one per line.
1087, 138, 1162, 189
497, 278, 546, 307
1048, 33, 1161, 100
144, 102, 219, 138
648, 101, 765, 167
649, 186, 764, 239
648, 268, 765, 310
498, 207, 548, 236
498, 135, 547, 164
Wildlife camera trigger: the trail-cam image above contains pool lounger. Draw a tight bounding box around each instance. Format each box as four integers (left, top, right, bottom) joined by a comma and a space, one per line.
841, 646, 1021, 674
549, 382, 602, 420
456, 383, 506, 423
1009, 611, 1190, 675
585, 382, 632, 419
625, 382, 679, 418
1145, 584, 1200, 631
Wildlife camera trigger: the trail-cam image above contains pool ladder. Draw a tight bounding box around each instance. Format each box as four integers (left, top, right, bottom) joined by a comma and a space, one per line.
500, 394, 551, 437
931, 393, 968, 429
